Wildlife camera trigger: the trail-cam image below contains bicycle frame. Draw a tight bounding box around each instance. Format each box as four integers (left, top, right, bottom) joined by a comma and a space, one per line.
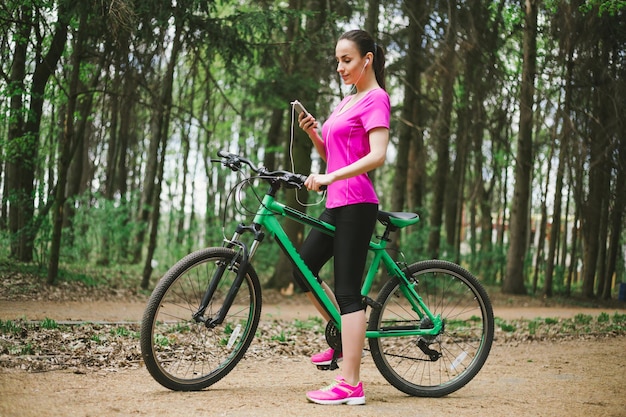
225, 191, 443, 339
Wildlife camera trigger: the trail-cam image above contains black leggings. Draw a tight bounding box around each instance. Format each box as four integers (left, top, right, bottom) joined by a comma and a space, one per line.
292, 203, 378, 315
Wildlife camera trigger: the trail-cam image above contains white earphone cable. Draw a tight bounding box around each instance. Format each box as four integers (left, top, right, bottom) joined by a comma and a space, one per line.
289, 103, 326, 207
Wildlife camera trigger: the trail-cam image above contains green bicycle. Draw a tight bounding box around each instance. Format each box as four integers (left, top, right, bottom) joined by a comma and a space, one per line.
140, 151, 494, 397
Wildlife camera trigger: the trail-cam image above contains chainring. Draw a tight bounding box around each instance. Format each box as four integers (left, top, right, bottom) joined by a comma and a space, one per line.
324, 321, 342, 352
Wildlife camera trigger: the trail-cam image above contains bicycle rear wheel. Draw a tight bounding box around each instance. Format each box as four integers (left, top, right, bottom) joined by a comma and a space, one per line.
368, 260, 494, 397
140, 247, 261, 391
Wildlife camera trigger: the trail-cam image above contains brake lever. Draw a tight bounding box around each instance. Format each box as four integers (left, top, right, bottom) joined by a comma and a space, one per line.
221, 155, 242, 171
225, 160, 242, 172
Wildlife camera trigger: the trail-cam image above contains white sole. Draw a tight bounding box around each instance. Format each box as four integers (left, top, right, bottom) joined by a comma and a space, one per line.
307, 396, 366, 405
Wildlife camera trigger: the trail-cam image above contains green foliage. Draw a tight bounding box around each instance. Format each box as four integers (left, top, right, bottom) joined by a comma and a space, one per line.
574, 313, 593, 325
110, 326, 140, 339
612, 312, 626, 323
495, 317, 517, 333
491, 1, 523, 28
154, 334, 170, 347
40, 317, 57, 330
66, 191, 142, 265
396, 222, 430, 263
579, 0, 626, 15
270, 330, 288, 343
0, 320, 21, 335
494, 312, 626, 339
473, 245, 508, 285
20, 343, 34, 355
293, 317, 323, 331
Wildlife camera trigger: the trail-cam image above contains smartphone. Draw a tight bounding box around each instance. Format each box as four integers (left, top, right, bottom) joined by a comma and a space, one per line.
291, 100, 310, 116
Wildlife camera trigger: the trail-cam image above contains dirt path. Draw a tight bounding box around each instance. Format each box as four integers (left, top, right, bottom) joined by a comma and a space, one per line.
1, 297, 625, 417
1, 336, 624, 417
2, 296, 624, 323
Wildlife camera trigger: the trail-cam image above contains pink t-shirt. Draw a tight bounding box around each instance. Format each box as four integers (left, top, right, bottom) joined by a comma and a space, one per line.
321, 88, 390, 208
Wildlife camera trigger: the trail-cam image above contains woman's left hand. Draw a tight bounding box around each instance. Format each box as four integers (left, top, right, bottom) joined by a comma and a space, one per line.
305, 173, 333, 192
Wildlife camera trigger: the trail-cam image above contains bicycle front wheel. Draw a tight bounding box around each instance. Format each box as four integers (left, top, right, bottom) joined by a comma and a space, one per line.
140, 247, 262, 391
368, 260, 494, 397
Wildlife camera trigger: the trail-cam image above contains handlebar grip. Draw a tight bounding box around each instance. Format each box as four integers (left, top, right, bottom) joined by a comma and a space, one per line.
298, 175, 327, 191
293, 173, 308, 183
295, 174, 327, 191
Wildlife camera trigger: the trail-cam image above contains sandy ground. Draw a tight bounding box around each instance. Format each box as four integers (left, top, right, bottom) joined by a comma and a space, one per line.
1, 297, 625, 417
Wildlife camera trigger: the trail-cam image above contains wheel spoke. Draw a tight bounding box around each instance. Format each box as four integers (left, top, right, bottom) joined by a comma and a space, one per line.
140, 248, 261, 391
369, 260, 494, 397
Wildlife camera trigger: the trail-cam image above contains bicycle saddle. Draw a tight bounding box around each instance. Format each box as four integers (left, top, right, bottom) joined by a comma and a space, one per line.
377, 210, 420, 229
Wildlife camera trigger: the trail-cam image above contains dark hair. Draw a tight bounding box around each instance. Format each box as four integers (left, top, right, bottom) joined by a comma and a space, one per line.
339, 29, 386, 90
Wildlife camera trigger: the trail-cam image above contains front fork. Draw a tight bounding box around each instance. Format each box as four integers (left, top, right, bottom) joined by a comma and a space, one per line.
192, 223, 264, 328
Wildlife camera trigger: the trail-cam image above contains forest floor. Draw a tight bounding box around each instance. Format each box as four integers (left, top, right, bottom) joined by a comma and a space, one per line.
1, 272, 625, 417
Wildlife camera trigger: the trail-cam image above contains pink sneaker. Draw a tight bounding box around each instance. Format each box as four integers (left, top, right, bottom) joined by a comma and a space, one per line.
311, 348, 341, 366
306, 376, 365, 405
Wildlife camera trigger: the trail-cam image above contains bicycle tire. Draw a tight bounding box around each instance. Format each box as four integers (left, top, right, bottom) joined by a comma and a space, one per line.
140, 247, 262, 391
368, 260, 494, 397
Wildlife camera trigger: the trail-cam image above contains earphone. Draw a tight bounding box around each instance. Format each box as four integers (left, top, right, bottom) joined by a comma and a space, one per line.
346, 57, 371, 95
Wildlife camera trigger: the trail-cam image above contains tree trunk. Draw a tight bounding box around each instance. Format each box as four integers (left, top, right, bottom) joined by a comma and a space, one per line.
176, 120, 191, 245
48, 8, 86, 284
99, 50, 135, 265
63, 63, 102, 238
544, 29, 575, 296
397, 0, 428, 212
581, 143, 609, 298
6, 4, 32, 259
428, 0, 457, 258
133, 109, 161, 263
445, 87, 470, 261
504, 0, 537, 295
581, 53, 611, 298
603, 137, 626, 299
595, 170, 610, 297
267, 0, 329, 290
140, 25, 183, 289
263, 109, 283, 171
365, 0, 380, 38
567, 149, 585, 296
7, 4, 68, 262
141, 131, 169, 289
544, 134, 568, 297
532, 166, 549, 294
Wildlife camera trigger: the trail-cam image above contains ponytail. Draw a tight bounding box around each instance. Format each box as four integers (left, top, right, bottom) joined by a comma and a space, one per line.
372, 43, 386, 90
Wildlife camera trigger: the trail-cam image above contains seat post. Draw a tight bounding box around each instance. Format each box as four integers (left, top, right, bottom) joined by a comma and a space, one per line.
378, 223, 397, 243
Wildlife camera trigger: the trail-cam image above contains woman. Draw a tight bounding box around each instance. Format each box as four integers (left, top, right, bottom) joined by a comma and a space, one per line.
294, 29, 390, 406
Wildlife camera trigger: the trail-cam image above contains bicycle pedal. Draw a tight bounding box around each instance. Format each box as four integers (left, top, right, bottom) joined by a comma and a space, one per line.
316, 362, 339, 371
363, 296, 382, 310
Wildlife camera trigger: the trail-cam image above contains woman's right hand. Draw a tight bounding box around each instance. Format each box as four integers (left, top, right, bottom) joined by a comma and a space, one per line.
298, 112, 318, 137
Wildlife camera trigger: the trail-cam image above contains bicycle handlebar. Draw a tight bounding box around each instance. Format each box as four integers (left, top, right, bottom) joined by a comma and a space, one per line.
214, 151, 310, 190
